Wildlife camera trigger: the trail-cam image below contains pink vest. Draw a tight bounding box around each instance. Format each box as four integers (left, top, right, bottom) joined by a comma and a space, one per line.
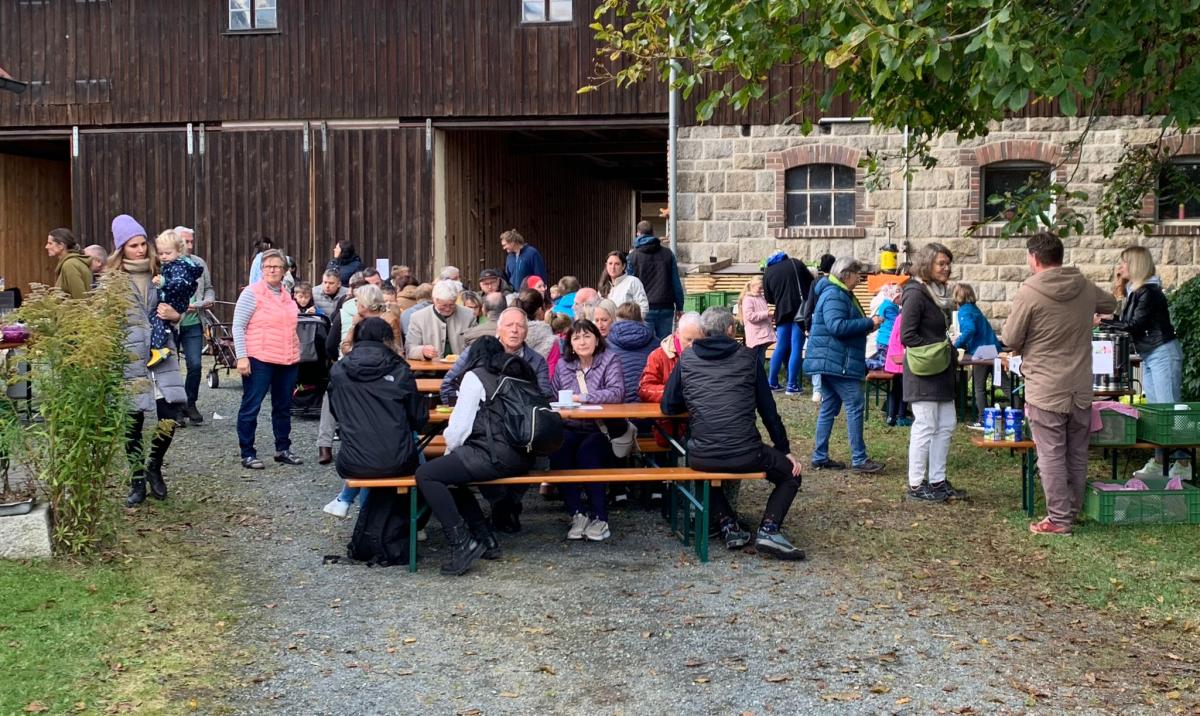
245, 281, 300, 365
884, 313, 905, 375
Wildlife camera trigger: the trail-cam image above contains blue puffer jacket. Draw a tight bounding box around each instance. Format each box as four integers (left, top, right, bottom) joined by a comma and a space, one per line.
607, 319, 658, 401
802, 277, 874, 379
954, 303, 1001, 354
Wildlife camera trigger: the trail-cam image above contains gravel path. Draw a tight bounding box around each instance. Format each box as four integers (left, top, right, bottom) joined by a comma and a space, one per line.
166, 372, 1153, 715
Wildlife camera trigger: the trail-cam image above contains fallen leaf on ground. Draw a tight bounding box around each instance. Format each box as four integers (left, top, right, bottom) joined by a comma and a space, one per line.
821, 691, 862, 702
24, 703, 48, 714
764, 674, 791, 683
537, 664, 557, 675
499, 692, 519, 698
896, 696, 912, 705
693, 677, 710, 684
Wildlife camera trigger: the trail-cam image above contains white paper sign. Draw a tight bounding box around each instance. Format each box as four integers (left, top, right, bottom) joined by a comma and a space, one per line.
1008, 356, 1022, 376
375, 258, 390, 277
1092, 340, 1114, 375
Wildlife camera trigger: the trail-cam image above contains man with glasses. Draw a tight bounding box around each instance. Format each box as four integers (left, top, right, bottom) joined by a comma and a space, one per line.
405, 280, 476, 361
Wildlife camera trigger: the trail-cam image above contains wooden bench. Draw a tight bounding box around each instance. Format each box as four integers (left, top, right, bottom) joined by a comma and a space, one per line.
864, 369, 894, 419
345, 467, 766, 571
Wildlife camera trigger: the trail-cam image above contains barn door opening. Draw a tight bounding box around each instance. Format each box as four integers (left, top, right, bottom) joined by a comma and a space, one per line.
0, 138, 72, 294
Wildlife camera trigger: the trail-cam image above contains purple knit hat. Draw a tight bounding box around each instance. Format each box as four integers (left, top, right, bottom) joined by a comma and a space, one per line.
111, 214, 147, 251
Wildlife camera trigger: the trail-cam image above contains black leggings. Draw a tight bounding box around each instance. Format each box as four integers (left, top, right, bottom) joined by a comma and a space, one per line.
125, 399, 181, 478
886, 375, 907, 421
414, 452, 492, 529
690, 445, 801, 528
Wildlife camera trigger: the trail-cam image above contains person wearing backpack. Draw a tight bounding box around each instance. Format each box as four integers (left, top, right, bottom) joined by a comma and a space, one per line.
415, 334, 552, 575
762, 252, 813, 394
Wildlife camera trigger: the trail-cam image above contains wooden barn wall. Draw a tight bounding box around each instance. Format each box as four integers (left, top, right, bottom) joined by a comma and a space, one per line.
0, 153, 71, 293
0, 0, 664, 129
444, 131, 631, 287
317, 128, 431, 286
70, 127, 429, 305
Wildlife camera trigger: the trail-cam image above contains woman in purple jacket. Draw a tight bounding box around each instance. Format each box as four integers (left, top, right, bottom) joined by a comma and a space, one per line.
550, 319, 625, 542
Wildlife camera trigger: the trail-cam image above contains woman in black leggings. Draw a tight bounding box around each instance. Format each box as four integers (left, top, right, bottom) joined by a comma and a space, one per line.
415, 337, 537, 576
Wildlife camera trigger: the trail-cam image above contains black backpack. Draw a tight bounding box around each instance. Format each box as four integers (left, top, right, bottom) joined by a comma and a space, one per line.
347, 488, 414, 567
797, 278, 821, 331
484, 356, 564, 459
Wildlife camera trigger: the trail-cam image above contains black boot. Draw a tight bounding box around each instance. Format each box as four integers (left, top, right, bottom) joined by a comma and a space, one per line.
146, 461, 167, 500
125, 478, 147, 507
468, 520, 502, 560
440, 522, 485, 576
146, 423, 174, 500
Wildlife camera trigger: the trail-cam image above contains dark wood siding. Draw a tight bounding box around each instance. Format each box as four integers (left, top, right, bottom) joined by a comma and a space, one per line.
0, 0, 666, 129
444, 131, 633, 287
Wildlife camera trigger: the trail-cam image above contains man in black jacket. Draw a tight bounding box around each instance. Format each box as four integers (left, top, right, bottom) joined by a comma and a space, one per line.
762, 252, 814, 393
662, 307, 805, 560
627, 221, 685, 340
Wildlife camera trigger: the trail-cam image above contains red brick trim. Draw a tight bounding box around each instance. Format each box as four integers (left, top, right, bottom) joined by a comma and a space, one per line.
767, 143, 874, 230
1141, 136, 1200, 221
962, 140, 1065, 228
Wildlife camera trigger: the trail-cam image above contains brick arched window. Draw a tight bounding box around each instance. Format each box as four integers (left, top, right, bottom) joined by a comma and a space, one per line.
768, 144, 870, 238
961, 140, 1063, 235
1146, 135, 1200, 236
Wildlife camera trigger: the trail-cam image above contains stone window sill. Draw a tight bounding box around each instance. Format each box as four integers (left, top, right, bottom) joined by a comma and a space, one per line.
773, 226, 866, 239
1150, 222, 1200, 236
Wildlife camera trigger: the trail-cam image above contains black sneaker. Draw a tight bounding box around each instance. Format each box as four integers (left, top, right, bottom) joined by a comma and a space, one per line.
274, 450, 304, 465
906, 482, 948, 503
721, 522, 752, 550
933, 480, 969, 501
810, 458, 847, 470
186, 405, 204, 424
851, 459, 886, 474
754, 528, 806, 560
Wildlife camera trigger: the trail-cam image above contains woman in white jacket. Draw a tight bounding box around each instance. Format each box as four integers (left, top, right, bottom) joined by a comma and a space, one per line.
598, 251, 649, 316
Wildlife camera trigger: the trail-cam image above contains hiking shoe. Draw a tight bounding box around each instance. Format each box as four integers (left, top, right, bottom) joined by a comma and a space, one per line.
1133, 458, 1159, 478
125, 478, 147, 507
584, 519, 611, 542
852, 459, 885, 474
241, 456, 265, 470
722, 523, 752, 550
185, 405, 204, 424
322, 498, 351, 518
906, 482, 948, 503
933, 479, 969, 500
274, 450, 304, 465
1169, 462, 1193, 480
768, 383, 785, 392
566, 512, 589, 540
1029, 517, 1072, 536
810, 458, 846, 470
785, 386, 803, 396
755, 528, 806, 560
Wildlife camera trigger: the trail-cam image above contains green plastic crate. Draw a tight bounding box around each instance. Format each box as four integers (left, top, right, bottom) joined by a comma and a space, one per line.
1084, 478, 1200, 525
1090, 409, 1138, 446
682, 295, 706, 313
726, 291, 743, 306
1136, 402, 1200, 445
704, 291, 729, 308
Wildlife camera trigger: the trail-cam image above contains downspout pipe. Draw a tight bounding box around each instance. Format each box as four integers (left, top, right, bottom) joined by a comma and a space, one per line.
667, 22, 678, 255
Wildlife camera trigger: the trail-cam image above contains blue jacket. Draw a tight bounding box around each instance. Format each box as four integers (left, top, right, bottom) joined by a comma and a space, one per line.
954, 303, 1001, 353
874, 298, 900, 347
606, 320, 658, 401
802, 277, 874, 379
504, 245, 547, 293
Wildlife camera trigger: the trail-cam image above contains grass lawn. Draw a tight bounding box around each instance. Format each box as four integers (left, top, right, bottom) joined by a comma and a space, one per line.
0, 494, 239, 715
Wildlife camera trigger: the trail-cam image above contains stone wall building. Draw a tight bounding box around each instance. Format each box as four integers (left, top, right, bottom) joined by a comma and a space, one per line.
674, 116, 1200, 322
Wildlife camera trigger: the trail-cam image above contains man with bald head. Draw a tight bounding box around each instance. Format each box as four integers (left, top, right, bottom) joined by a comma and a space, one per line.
438, 306, 554, 532
573, 287, 599, 316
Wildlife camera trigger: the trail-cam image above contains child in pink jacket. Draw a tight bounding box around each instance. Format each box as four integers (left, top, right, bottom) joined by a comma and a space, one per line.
739, 277, 774, 364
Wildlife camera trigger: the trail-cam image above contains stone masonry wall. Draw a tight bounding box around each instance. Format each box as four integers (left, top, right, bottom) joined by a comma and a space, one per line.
675, 117, 1200, 322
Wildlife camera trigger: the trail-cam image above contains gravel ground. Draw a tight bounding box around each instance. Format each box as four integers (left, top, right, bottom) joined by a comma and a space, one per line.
166, 369, 1157, 715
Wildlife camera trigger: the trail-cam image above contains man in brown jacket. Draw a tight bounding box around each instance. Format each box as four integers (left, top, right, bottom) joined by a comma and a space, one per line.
1003, 233, 1117, 535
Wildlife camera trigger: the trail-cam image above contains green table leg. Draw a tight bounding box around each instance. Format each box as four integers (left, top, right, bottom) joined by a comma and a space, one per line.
1023, 449, 1036, 517
696, 480, 710, 563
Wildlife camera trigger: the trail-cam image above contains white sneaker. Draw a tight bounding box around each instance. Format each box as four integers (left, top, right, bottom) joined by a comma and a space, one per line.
584, 519, 611, 542
322, 498, 351, 518
566, 512, 589, 540
1169, 462, 1193, 480
417, 529, 427, 542
1133, 458, 1161, 478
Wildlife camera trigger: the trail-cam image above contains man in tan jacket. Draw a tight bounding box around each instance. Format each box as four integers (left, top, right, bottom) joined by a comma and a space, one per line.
405, 280, 475, 360
1003, 233, 1117, 535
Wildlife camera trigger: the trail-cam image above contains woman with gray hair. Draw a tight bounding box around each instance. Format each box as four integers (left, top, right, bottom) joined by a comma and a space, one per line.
802, 257, 885, 473
901, 243, 964, 502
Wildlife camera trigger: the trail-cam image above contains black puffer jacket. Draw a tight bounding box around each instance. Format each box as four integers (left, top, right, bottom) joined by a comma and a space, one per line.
1103, 283, 1176, 355
328, 340, 428, 478
763, 258, 812, 324
900, 280, 957, 403
661, 335, 790, 464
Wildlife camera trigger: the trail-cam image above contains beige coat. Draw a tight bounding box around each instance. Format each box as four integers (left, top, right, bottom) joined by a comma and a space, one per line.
1002, 267, 1117, 413
404, 304, 475, 359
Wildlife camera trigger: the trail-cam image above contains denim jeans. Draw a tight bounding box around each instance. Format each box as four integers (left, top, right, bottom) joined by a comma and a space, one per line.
767, 322, 805, 390
551, 427, 613, 521
1141, 340, 1185, 462
237, 358, 299, 459
811, 374, 868, 466
178, 321, 204, 407
645, 308, 675, 341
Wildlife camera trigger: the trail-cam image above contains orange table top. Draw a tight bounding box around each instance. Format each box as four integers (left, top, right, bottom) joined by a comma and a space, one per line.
406, 359, 453, 373
423, 402, 684, 424
416, 378, 442, 394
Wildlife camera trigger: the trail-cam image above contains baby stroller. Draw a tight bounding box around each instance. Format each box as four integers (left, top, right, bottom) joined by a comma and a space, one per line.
200, 302, 239, 388
292, 312, 332, 418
